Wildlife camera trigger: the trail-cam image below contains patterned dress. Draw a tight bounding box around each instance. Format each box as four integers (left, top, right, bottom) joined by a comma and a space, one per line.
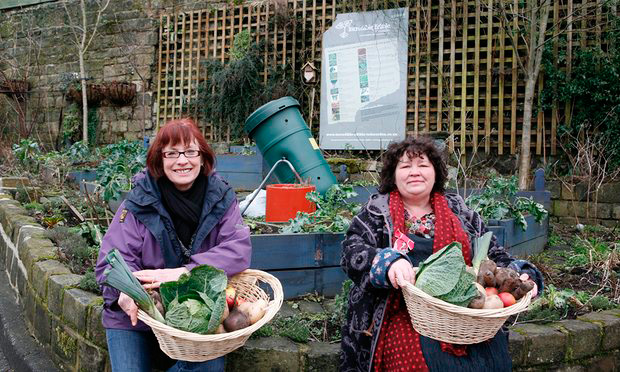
339, 192, 529, 372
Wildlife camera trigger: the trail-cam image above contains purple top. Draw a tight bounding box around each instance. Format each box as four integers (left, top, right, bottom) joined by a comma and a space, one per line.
95, 198, 251, 330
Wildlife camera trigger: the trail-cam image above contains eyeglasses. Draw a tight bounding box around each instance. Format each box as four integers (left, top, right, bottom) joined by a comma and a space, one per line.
162, 149, 201, 159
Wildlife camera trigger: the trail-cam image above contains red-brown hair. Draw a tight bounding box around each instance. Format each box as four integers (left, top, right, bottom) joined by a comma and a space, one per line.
146, 118, 215, 179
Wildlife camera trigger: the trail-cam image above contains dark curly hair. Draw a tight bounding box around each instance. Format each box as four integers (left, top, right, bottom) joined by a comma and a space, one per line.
378, 136, 448, 195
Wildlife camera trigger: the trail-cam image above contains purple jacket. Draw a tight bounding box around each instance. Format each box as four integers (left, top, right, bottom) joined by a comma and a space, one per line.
95, 171, 251, 330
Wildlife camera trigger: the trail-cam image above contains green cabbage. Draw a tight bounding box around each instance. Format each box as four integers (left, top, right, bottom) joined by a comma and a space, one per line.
160, 265, 228, 334
415, 242, 478, 307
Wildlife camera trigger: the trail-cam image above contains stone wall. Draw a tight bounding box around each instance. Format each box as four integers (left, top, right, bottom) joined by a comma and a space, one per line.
547, 180, 620, 228
0, 0, 222, 147
0, 176, 619, 371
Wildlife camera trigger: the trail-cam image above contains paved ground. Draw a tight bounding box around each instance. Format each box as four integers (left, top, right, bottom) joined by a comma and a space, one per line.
0, 346, 12, 372
0, 261, 58, 372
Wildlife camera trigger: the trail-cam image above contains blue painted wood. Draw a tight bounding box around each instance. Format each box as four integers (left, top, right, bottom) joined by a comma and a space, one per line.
488, 215, 548, 248
264, 267, 346, 299
508, 235, 548, 258
534, 168, 545, 192
487, 226, 505, 247
250, 234, 317, 269
67, 170, 98, 184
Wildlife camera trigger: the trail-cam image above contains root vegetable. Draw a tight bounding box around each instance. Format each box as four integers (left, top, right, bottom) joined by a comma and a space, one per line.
215, 324, 226, 334
482, 294, 504, 309
494, 267, 519, 288
223, 309, 250, 332
237, 299, 268, 325
477, 270, 496, 288
498, 277, 520, 294
485, 287, 499, 296
469, 283, 487, 309
512, 280, 535, 300
220, 301, 230, 323
478, 260, 497, 275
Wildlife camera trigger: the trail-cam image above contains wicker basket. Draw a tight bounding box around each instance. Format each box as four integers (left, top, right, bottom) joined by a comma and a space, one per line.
137, 269, 283, 361
401, 280, 532, 344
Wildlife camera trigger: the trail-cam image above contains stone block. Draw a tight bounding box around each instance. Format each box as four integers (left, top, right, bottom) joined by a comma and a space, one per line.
596, 183, 620, 204
32, 260, 71, 299
298, 300, 324, 314
0, 201, 25, 232
63, 288, 100, 334
77, 339, 108, 372
87, 305, 106, 348
227, 337, 301, 371
15, 262, 28, 296
52, 320, 78, 368
601, 219, 619, 228
34, 300, 52, 345
553, 200, 570, 217
15, 226, 48, 252
0, 177, 31, 188
553, 319, 601, 361
47, 274, 83, 316
511, 323, 567, 364
307, 341, 339, 372
578, 310, 620, 351
23, 287, 36, 328
20, 240, 57, 277
508, 329, 527, 367
613, 205, 620, 220
9, 216, 40, 243
558, 217, 579, 226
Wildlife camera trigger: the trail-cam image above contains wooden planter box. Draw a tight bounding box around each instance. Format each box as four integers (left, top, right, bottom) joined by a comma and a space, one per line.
487, 215, 549, 257
250, 232, 346, 299
215, 146, 276, 191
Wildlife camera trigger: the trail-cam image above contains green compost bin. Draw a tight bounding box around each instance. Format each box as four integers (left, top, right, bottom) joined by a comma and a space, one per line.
245, 96, 337, 194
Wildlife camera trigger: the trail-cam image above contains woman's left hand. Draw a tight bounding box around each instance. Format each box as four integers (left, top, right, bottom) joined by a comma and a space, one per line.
133, 267, 189, 289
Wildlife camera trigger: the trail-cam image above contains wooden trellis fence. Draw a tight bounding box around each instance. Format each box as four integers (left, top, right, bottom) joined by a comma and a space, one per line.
156, 0, 617, 156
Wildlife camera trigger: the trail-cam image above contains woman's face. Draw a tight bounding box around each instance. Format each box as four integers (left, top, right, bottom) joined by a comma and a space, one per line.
162, 139, 203, 191
394, 152, 436, 202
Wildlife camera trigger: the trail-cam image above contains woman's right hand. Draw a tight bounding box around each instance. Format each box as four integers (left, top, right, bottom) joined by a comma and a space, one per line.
388, 258, 415, 289
118, 292, 138, 326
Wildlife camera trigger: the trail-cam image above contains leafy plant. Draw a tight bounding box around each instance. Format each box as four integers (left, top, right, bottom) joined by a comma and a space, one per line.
415, 242, 478, 307
12, 139, 41, 171
465, 176, 547, 231
540, 20, 620, 169
79, 270, 102, 295
96, 140, 146, 201
283, 184, 361, 233
160, 265, 228, 334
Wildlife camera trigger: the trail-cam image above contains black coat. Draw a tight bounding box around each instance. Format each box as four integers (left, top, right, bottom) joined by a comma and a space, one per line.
339, 192, 516, 371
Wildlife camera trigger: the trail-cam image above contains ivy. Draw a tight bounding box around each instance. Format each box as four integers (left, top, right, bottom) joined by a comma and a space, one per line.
540, 18, 620, 168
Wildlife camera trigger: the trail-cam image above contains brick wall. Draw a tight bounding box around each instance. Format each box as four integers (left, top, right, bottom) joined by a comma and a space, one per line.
548, 180, 620, 228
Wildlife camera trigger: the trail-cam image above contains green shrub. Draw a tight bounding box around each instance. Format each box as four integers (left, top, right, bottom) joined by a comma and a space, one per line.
79, 270, 101, 295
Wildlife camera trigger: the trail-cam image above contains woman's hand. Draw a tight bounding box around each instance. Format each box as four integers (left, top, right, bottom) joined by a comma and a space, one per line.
387, 259, 415, 289
133, 267, 190, 289
118, 292, 139, 326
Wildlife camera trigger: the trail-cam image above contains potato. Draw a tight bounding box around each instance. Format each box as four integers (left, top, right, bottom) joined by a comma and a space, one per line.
482, 294, 504, 309
512, 280, 535, 300
498, 277, 520, 294
494, 267, 519, 288
477, 270, 496, 288
223, 309, 250, 332
479, 259, 497, 275
237, 299, 268, 325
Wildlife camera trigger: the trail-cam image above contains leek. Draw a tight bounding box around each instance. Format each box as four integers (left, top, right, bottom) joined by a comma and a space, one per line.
102, 249, 165, 323
472, 231, 493, 274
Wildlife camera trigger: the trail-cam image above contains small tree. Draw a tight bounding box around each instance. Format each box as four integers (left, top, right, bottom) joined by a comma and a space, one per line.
492, 0, 550, 190
62, 0, 110, 146
491, 0, 611, 189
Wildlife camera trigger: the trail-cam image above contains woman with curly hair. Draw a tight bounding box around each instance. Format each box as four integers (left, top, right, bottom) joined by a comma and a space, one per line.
340, 136, 542, 371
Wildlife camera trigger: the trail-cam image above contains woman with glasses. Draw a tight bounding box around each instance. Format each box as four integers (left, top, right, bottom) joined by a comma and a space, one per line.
95, 118, 251, 371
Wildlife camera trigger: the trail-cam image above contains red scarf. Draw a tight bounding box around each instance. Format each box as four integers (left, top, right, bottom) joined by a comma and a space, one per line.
373, 191, 471, 371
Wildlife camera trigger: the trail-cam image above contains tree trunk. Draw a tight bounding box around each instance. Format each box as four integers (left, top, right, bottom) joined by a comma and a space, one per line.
79, 50, 89, 145
518, 76, 537, 190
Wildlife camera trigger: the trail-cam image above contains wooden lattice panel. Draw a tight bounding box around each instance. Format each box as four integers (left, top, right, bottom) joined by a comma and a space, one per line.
156, 0, 616, 155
